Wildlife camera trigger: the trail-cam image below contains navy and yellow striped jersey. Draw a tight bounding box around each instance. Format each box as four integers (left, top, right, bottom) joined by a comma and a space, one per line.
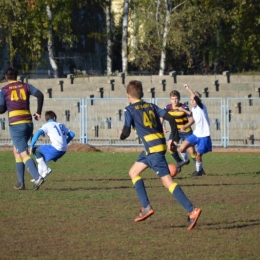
0, 81, 38, 125
164, 103, 192, 133
123, 100, 167, 154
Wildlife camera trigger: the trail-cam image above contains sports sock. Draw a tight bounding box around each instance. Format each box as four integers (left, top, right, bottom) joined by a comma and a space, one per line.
196, 161, 202, 172
169, 183, 193, 213
170, 152, 183, 163
36, 157, 48, 173
23, 155, 41, 180
132, 176, 150, 208
191, 153, 196, 163
15, 158, 25, 184
180, 152, 189, 162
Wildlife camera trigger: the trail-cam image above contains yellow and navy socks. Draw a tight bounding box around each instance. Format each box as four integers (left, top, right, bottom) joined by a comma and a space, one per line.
15, 157, 25, 184
132, 176, 150, 208
23, 155, 40, 180
169, 182, 193, 213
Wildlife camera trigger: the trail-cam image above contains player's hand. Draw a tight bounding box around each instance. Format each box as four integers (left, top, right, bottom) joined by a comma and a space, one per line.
183, 84, 189, 90
29, 147, 32, 155
163, 126, 168, 133
178, 106, 184, 112
170, 140, 178, 152
33, 113, 41, 121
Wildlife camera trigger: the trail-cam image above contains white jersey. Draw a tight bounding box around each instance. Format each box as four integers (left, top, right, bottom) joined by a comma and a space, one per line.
192, 103, 210, 137
40, 121, 70, 151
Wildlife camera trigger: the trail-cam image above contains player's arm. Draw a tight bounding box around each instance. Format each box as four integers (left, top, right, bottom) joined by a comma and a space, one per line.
120, 126, 131, 140
28, 84, 44, 120
178, 106, 192, 116
67, 131, 75, 144
28, 129, 44, 155
0, 91, 7, 114
162, 112, 178, 143
0, 104, 7, 114
120, 108, 132, 140
30, 129, 44, 148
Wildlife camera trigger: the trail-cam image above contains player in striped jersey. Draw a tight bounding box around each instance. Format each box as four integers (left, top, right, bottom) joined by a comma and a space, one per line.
163, 90, 198, 174
0, 67, 44, 190
119, 80, 202, 230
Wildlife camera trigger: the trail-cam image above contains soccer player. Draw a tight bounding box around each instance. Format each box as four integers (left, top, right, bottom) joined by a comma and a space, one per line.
175, 84, 212, 176
163, 90, 197, 173
0, 66, 44, 190
119, 80, 202, 230
29, 110, 75, 181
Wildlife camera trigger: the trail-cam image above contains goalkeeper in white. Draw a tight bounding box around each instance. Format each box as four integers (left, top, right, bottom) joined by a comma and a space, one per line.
29, 110, 75, 181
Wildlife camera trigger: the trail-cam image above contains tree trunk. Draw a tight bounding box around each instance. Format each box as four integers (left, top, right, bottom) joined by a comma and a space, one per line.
46, 5, 58, 78
158, 0, 187, 76
121, 0, 129, 74
158, 0, 170, 76
106, 0, 112, 75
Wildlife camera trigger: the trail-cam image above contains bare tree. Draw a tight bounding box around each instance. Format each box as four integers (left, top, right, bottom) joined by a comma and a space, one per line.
105, 0, 112, 75
46, 4, 58, 78
158, 0, 186, 76
122, 0, 129, 74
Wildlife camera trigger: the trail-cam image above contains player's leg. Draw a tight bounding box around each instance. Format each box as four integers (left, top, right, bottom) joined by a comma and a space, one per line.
191, 136, 212, 176
176, 139, 193, 170
157, 156, 202, 230
130, 152, 154, 222
10, 124, 44, 190
32, 146, 52, 178
13, 146, 25, 190
167, 133, 182, 164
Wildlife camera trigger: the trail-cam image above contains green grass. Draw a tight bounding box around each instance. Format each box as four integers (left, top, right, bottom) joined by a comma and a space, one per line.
0, 151, 260, 260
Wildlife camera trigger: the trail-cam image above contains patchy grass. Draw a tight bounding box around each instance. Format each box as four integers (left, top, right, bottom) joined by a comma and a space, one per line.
0, 151, 260, 260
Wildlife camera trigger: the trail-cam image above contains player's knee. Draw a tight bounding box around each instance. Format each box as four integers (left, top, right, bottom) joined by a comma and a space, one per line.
196, 153, 202, 162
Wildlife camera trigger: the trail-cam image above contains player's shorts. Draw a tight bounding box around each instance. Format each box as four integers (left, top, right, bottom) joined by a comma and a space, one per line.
9, 123, 33, 153
37, 145, 66, 162
186, 134, 212, 154
169, 130, 193, 142
137, 151, 170, 177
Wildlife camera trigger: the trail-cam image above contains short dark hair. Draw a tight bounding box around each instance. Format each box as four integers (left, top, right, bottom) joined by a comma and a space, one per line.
5, 67, 18, 80
45, 111, 57, 121
126, 80, 144, 99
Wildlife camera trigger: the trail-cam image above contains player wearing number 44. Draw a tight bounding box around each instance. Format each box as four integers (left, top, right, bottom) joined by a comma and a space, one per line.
0, 66, 45, 190
29, 111, 75, 182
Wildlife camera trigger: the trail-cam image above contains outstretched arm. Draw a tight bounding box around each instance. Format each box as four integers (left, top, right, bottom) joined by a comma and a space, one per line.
183, 84, 195, 97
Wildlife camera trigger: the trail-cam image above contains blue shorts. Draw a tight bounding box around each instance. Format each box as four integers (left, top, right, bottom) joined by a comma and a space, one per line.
137, 151, 170, 177
9, 123, 33, 153
169, 131, 193, 142
38, 145, 66, 162
186, 134, 212, 154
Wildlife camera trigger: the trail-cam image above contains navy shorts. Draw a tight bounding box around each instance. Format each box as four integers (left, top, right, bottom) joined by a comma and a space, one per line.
137, 151, 170, 177
9, 123, 33, 153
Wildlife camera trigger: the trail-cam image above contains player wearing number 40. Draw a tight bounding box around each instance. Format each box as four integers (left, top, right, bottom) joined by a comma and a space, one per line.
29, 110, 75, 181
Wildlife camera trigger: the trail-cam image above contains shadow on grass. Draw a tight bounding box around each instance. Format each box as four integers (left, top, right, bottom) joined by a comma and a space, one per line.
166, 219, 260, 230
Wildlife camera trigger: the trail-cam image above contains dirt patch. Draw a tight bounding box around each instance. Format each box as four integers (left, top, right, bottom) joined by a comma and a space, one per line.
68, 143, 102, 152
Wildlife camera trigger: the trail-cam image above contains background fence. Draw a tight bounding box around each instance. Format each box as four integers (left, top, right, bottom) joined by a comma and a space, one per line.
0, 97, 260, 148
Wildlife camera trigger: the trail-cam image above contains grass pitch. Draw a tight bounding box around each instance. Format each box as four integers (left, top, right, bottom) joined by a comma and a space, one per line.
0, 150, 260, 260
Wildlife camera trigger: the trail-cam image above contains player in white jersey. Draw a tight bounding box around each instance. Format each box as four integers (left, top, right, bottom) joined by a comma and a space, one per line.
29, 111, 75, 181
173, 84, 212, 176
